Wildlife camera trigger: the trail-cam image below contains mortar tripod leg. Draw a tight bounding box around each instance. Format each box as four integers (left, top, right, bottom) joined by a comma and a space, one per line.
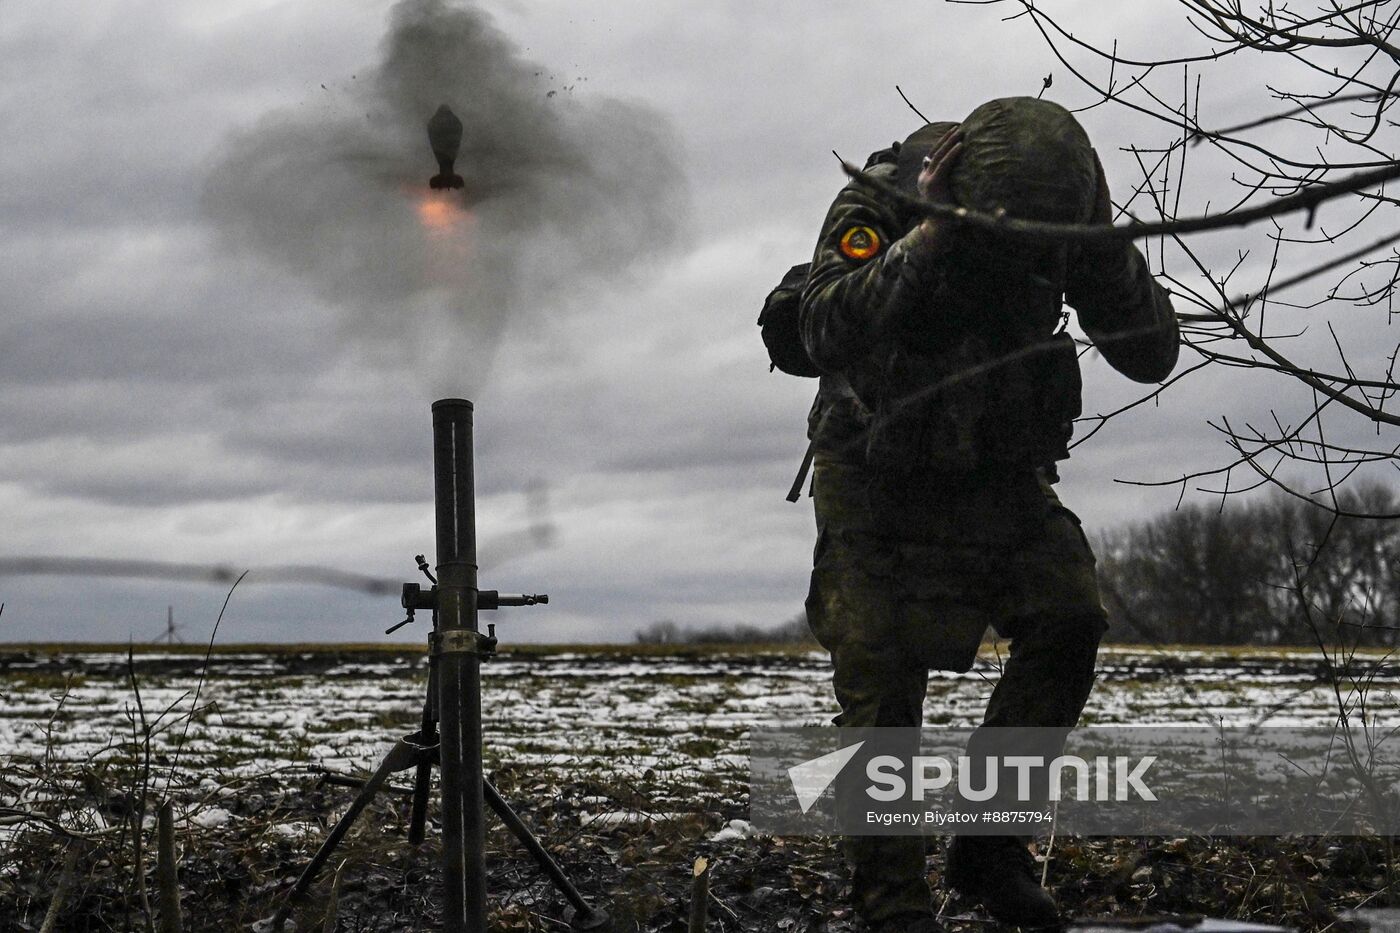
271, 740, 420, 930
408, 754, 434, 844
407, 713, 437, 844
410, 654, 440, 845
484, 778, 610, 931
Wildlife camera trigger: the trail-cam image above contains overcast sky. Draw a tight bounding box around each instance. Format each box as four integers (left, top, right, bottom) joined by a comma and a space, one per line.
3, 0, 1395, 644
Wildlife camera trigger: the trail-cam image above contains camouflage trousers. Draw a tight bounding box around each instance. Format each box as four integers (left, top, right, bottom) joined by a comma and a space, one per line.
804, 456, 1108, 926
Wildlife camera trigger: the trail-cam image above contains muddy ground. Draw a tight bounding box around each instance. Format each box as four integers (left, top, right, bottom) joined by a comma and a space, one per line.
1, 644, 1396, 931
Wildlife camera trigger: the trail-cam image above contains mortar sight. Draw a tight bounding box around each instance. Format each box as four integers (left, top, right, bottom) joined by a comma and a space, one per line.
398, 583, 548, 614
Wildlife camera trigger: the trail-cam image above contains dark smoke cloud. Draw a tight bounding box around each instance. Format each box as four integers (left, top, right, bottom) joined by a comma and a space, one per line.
204, 0, 689, 390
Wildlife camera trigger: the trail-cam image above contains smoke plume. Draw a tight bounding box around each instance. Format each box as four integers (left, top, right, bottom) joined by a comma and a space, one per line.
205, 0, 689, 388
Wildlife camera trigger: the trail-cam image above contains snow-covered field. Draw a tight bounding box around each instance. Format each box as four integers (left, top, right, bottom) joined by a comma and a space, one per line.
2, 644, 1394, 805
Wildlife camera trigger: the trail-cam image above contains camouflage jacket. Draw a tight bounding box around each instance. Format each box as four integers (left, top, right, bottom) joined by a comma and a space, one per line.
798, 145, 1180, 469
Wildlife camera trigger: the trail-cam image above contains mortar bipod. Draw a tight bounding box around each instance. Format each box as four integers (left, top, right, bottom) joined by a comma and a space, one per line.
272, 576, 607, 931
271, 399, 608, 933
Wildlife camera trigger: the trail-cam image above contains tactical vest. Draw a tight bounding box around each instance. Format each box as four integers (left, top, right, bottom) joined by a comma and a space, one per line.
862, 252, 1083, 475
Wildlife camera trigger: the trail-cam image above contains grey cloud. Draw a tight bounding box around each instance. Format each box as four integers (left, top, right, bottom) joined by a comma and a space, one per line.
6, 0, 1384, 644
203, 0, 690, 395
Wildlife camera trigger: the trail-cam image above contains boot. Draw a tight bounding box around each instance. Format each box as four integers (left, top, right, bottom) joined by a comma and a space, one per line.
946, 835, 1060, 927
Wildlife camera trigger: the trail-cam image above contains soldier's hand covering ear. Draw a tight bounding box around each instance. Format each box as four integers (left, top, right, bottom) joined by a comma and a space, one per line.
1088, 149, 1114, 225
1066, 148, 1181, 383
1078, 148, 1131, 269
914, 126, 963, 253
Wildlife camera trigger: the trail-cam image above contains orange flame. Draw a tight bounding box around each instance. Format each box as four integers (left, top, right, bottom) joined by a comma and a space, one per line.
416, 192, 465, 231
406, 186, 475, 279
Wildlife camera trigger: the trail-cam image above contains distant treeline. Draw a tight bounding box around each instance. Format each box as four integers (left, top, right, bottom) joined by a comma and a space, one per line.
634, 614, 817, 646
636, 485, 1398, 648
1097, 484, 1399, 646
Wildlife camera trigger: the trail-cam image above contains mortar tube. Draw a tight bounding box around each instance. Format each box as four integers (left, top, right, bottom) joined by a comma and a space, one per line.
432, 398, 486, 933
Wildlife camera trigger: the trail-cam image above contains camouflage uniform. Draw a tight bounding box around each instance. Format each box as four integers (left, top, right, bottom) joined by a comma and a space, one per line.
798, 126, 1179, 926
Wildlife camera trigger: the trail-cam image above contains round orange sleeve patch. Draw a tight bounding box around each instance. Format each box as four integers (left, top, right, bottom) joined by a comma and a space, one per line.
839, 225, 881, 261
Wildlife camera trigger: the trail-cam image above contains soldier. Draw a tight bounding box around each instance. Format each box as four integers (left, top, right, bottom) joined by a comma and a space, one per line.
797, 98, 1179, 931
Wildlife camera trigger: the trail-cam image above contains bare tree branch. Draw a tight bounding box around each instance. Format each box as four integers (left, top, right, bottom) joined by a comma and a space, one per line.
841, 159, 1400, 243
